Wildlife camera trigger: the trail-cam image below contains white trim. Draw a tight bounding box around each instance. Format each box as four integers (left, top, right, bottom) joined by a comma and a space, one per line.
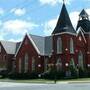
77, 26, 85, 34
15, 34, 26, 57
27, 34, 40, 54
15, 33, 40, 57
77, 27, 87, 43
57, 37, 62, 54
52, 32, 76, 36
70, 38, 74, 54
44, 57, 48, 72
78, 51, 84, 69
19, 58, 22, 73
77, 26, 90, 35
0, 45, 1, 53
32, 57, 35, 71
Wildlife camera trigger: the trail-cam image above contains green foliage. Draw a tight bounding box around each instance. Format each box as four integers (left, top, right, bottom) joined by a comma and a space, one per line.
8, 72, 38, 79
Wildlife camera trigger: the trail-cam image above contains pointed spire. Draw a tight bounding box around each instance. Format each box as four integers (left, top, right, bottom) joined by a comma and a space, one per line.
76, 9, 90, 32
79, 9, 89, 20
52, 2, 76, 34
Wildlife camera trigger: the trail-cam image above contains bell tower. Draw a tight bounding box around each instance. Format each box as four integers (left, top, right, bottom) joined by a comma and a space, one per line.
79, 9, 89, 20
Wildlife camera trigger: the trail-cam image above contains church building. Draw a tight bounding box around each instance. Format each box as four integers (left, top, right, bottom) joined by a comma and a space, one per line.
0, 2, 90, 78
14, 2, 90, 77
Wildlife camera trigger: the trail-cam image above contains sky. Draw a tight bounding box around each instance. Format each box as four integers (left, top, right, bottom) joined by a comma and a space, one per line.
0, 0, 90, 42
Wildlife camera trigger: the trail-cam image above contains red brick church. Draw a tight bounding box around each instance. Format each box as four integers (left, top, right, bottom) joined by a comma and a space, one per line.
0, 2, 90, 78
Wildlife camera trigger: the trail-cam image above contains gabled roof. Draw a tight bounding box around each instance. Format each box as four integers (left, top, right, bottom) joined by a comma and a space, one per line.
76, 9, 90, 33
15, 42, 21, 53
79, 9, 88, 18
44, 36, 52, 55
77, 27, 87, 43
29, 34, 45, 55
76, 19, 90, 32
15, 34, 52, 56
0, 41, 17, 54
52, 3, 76, 34
29, 34, 52, 55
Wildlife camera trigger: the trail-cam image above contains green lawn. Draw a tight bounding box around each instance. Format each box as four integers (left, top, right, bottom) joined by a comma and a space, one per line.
0, 78, 90, 83
0, 78, 54, 83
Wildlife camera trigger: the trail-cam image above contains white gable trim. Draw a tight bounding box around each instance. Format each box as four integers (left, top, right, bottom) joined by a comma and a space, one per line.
52, 32, 76, 36
77, 27, 87, 43
15, 35, 25, 57
15, 33, 40, 57
0, 41, 7, 54
77, 26, 86, 34
27, 34, 40, 54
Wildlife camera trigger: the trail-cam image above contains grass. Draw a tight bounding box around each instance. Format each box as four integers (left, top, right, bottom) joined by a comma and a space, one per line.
0, 78, 54, 84
0, 78, 90, 83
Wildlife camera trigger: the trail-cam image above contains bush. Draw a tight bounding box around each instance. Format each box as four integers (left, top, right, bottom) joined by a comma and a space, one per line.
8, 72, 38, 79
0, 70, 8, 78
42, 70, 65, 80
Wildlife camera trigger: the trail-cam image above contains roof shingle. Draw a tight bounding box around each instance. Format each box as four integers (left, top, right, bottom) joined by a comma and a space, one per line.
52, 3, 76, 34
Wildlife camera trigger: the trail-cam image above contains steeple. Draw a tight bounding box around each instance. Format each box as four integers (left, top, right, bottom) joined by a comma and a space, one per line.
52, 2, 76, 34
76, 9, 90, 32
79, 9, 89, 20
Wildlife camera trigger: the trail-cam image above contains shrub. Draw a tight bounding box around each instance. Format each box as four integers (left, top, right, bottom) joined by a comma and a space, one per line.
8, 72, 38, 79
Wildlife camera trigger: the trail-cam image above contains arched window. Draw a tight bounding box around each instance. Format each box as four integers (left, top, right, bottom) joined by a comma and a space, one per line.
24, 53, 29, 73
78, 51, 84, 69
56, 58, 62, 71
69, 58, 75, 69
0, 45, 1, 52
70, 38, 74, 54
57, 37, 62, 54
19, 58, 22, 73
44, 58, 48, 72
32, 57, 35, 71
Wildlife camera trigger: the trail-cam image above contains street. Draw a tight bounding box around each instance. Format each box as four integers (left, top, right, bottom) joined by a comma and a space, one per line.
0, 82, 90, 90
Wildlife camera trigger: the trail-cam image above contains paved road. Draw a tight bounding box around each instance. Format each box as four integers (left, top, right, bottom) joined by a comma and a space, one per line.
0, 82, 90, 90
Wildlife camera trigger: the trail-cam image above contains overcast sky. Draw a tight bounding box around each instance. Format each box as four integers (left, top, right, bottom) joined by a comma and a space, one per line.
0, 0, 90, 42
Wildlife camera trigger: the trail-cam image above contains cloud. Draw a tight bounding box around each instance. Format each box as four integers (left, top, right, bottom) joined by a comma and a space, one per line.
43, 11, 79, 35
11, 8, 26, 16
39, 0, 73, 6
69, 11, 79, 29
0, 19, 38, 41
86, 9, 90, 19
43, 8, 90, 36
2, 19, 38, 35
70, 8, 90, 28
0, 8, 4, 15
43, 17, 58, 35
8, 38, 22, 42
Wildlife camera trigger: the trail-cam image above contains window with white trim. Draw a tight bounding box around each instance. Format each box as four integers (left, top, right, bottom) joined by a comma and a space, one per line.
19, 58, 22, 73
56, 58, 62, 71
32, 57, 35, 71
44, 58, 48, 72
69, 58, 75, 69
57, 37, 62, 54
70, 38, 74, 54
78, 51, 84, 69
0, 45, 1, 52
24, 53, 28, 73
